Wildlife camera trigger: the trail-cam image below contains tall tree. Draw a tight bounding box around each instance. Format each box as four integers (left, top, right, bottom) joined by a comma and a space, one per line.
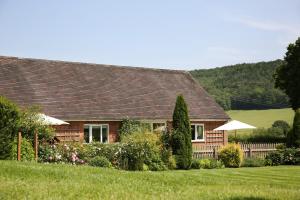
287, 108, 300, 147
0, 96, 20, 159
171, 95, 192, 169
274, 37, 300, 110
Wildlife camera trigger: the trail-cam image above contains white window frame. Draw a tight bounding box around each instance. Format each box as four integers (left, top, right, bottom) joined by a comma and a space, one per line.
84, 124, 109, 143
151, 122, 167, 132
191, 124, 205, 142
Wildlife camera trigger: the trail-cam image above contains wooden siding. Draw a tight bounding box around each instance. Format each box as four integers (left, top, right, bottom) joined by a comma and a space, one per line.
54, 121, 120, 143
54, 120, 227, 146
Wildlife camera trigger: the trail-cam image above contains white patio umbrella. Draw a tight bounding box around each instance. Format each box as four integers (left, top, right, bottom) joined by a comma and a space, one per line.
214, 120, 256, 141
38, 114, 69, 125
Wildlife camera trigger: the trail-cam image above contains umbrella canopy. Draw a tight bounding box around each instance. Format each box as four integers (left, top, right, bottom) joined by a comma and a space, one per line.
38, 114, 69, 125
214, 120, 256, 131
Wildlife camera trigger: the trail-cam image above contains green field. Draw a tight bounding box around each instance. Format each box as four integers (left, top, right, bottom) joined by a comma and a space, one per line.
1, 161, 300, 200
227, 108, 294, 128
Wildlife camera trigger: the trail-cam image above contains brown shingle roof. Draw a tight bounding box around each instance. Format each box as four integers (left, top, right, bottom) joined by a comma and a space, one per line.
0, 55, 229, 121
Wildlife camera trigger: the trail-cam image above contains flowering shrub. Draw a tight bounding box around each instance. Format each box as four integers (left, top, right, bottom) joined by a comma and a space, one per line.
265, 151, 282, 166
38, 143, 85, 164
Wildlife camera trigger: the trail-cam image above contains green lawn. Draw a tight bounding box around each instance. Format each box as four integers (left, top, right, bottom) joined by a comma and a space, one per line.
0, 161, 300, 200
226, 108, 294, 129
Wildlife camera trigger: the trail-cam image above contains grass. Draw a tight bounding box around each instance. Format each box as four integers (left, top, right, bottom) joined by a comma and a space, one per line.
226, 108, 294, 128
1, 161, 300, 200
226, 108, 294, 136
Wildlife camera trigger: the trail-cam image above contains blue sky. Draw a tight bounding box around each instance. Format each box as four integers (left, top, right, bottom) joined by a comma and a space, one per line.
0, 0, 299, 70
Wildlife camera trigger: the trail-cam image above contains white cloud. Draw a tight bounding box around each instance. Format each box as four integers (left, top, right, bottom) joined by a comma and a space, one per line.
234, 18, 299, 34
227, 16, 300, 47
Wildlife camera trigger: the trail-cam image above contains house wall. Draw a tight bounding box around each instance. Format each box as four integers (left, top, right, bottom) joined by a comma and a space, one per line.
54, 121, 120, 143
166, 120, 227, 147
53, 120, 227, 146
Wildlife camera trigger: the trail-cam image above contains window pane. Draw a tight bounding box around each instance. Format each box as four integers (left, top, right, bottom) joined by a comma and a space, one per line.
102, 125, 108, 143
196, 125, 204, 140
191, 125, 196, 140
92, 126, 101, 142
84, 126, 89, 143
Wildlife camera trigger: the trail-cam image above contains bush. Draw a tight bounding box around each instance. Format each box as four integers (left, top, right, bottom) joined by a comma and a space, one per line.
218, 143, 243, 168
0, 96, 20, 159
242, 157, 265, 167
119, 118, 151, 140
281, 148, 299, 165
272, 120, 290, 137
191, 159, 201, 169
10, 137, 34, 161
265, 151, 282, 166
89, 156, 112, 168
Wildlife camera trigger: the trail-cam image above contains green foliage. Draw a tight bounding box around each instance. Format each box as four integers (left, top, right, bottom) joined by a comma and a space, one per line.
0, 96, 21, 160
191, 158, 224, 169
89, 156, 112, 168
288, 109, 300, 147
171, 95, 192, 169
119, 118, 151, 140
242, 157, 265, 167
265, 151, 282, 166
274, 37, 300, 110
229, 127, 287, 143
191, 159, 201, 169
10, 137, 34, 161
272, 120, 290, 136
160, 130, 176, 169
0, 96, 54, 160
281, 148, 300, 165
218, 143, 243, 168
119, 132, 165, 171
19, 106, 54, 143
191, 60, 289, 110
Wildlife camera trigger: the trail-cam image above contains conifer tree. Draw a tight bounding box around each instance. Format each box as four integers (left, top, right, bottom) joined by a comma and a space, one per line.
171, 95, 192, 169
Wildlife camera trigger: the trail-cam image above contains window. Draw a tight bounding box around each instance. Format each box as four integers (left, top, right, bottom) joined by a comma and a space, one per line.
84, 124, 109, 143
191, 124, 204, 141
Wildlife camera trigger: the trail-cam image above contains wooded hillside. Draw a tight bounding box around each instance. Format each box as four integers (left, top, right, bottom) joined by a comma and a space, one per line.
190, 60, 290, 110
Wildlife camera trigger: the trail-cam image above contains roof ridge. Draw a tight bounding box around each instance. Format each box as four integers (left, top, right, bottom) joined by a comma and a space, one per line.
0, 55, 187, 74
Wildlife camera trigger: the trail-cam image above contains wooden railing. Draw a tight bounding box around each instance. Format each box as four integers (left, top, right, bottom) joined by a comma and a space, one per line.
193, 143, 282, 159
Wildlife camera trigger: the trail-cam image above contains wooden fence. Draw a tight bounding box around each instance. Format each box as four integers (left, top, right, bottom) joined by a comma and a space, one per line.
193, 143, 282, 159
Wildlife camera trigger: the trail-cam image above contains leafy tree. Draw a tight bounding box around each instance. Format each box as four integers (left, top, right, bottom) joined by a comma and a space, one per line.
274, 37, 300, 110
171, 95, 192, 169
287, 108, 300, 147
190, 60, 289, 110
0, 96, 54, 160
0, 96, 21, 159
272, 120, 290, 137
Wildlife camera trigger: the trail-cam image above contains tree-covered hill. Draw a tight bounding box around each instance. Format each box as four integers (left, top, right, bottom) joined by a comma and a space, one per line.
190, 60, 290, 110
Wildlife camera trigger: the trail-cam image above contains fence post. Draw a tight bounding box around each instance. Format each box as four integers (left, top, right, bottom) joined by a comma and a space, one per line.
17, 132, 22, 161
34, 131, 38, 162
248, 147, 252, 158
